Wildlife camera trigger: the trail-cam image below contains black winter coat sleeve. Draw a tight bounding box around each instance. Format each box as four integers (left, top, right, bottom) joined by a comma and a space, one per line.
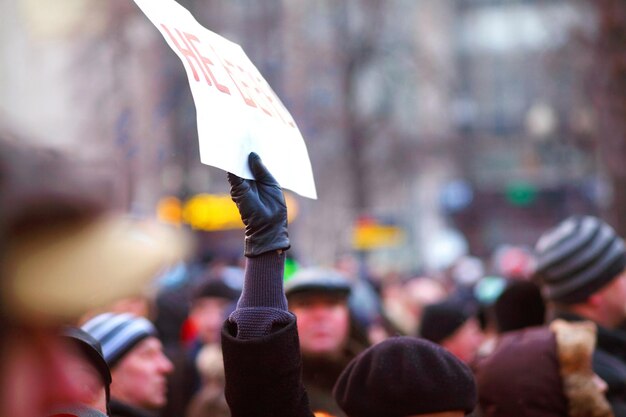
221, 317, 315, 417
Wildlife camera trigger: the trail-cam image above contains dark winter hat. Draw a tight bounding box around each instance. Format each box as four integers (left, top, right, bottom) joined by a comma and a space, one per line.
494, 280, 545, 333
193, 279, 240, 302
81, 312, 157, 368
61, 327, 112, 406
62, 326, 112, 385
284, 268, 351, 298
419, 299, 473, 343
533, 215, 626, 304
333, 336, 477, 417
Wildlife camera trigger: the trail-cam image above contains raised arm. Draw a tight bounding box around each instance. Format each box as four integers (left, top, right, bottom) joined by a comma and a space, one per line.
221, 152, 314, 417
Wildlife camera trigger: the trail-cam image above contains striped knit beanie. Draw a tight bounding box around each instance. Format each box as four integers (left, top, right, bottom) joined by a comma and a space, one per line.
533, 216, 626, 304
81, 312, 157, 368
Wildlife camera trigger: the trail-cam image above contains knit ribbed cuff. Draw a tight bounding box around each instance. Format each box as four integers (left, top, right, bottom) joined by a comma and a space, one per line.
236, 251, 288, 310
228, 308, 294, 340
227, 251, 290, 340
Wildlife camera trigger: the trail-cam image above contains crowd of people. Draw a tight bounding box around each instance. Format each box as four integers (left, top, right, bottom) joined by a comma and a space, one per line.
3, 129, 626, 417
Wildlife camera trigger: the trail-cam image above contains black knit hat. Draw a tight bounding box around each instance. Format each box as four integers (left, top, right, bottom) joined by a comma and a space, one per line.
333, 336, 477, 417
419, 299, 473, 343
494, 280, 545, 333
61, 327, 112, 411
533, 216, 626, 304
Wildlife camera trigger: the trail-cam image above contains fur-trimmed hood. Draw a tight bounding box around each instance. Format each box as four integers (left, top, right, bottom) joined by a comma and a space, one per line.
551, 320, 613, 417
476, 321, 613, 417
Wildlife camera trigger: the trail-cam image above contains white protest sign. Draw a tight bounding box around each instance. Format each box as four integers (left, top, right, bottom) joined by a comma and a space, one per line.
133, 0, 317, 199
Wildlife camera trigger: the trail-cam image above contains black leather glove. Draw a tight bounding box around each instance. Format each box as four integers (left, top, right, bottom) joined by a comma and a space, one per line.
228, 152, 290, 257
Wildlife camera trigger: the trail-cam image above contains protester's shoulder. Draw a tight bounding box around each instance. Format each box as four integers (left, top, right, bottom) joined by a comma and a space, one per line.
593, 347, 626, 385
109, 400, 155, 417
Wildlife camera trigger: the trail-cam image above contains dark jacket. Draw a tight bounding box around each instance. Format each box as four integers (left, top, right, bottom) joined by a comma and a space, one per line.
557, 312, 626, 416
475, 320, 613, 417
302, 353, 352, 417
221, 317, 314, 417
109, 399, 156, 417
301, 321, 368, 417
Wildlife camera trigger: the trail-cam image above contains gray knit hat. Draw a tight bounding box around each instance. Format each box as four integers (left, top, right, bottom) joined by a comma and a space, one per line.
284, 268, 351, 298
81, 312, 157, 368
533, 216, 626, 304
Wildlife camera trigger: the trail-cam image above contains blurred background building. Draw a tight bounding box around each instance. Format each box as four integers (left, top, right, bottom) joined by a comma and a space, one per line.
1, 0, 623, 275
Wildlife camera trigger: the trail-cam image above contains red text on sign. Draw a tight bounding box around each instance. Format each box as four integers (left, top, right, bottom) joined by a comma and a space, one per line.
161, 24, 295, 128
161, 24, 230, 94
218, 55, 295, 128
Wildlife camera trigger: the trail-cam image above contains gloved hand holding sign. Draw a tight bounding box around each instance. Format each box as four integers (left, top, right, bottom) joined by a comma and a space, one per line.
228, 152, 290, 257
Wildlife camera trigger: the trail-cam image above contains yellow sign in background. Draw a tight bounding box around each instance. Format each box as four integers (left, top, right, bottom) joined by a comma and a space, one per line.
157, 193, 298, 231
352, 218, 406, 250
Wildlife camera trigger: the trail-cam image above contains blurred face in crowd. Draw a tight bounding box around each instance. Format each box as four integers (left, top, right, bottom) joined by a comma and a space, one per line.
596, 270, 626, 327
405, 278, 447, 320
190, 297, 231, 345
440, 318, 484, 364
110, 336, 173, 410
289, 292, 350, 358
0, 326, 94, 417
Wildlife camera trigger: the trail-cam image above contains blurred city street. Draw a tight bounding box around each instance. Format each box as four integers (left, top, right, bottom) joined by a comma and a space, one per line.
2, 0, 623, 275
4, 2, 626, 417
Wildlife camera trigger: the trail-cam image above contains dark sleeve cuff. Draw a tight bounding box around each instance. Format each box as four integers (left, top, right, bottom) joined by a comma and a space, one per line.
221, 318, 314, 417
228, 308, 294, 340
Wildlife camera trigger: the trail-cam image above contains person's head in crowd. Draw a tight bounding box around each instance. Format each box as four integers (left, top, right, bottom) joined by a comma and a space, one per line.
185, 343, 231, 417
419, 299, 484, 364
285, 268, 352, 358
332, 336, 477, 417
48, 327, 112, 417
491, 244, 534, 280
404, 276, 448, 315
334, 253, 361, 280
82, 312, 174, 412
475, 320, 612, 417
0, 136, 188, 417
472, 275, 507, 338
451, 256, 485, 288
195, 343, 225, 388
189, 278, 240, 345
0, 137, 103, 417
533, 215, 626, 329
494, 279, 545, 333
387, 276, 447, 335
